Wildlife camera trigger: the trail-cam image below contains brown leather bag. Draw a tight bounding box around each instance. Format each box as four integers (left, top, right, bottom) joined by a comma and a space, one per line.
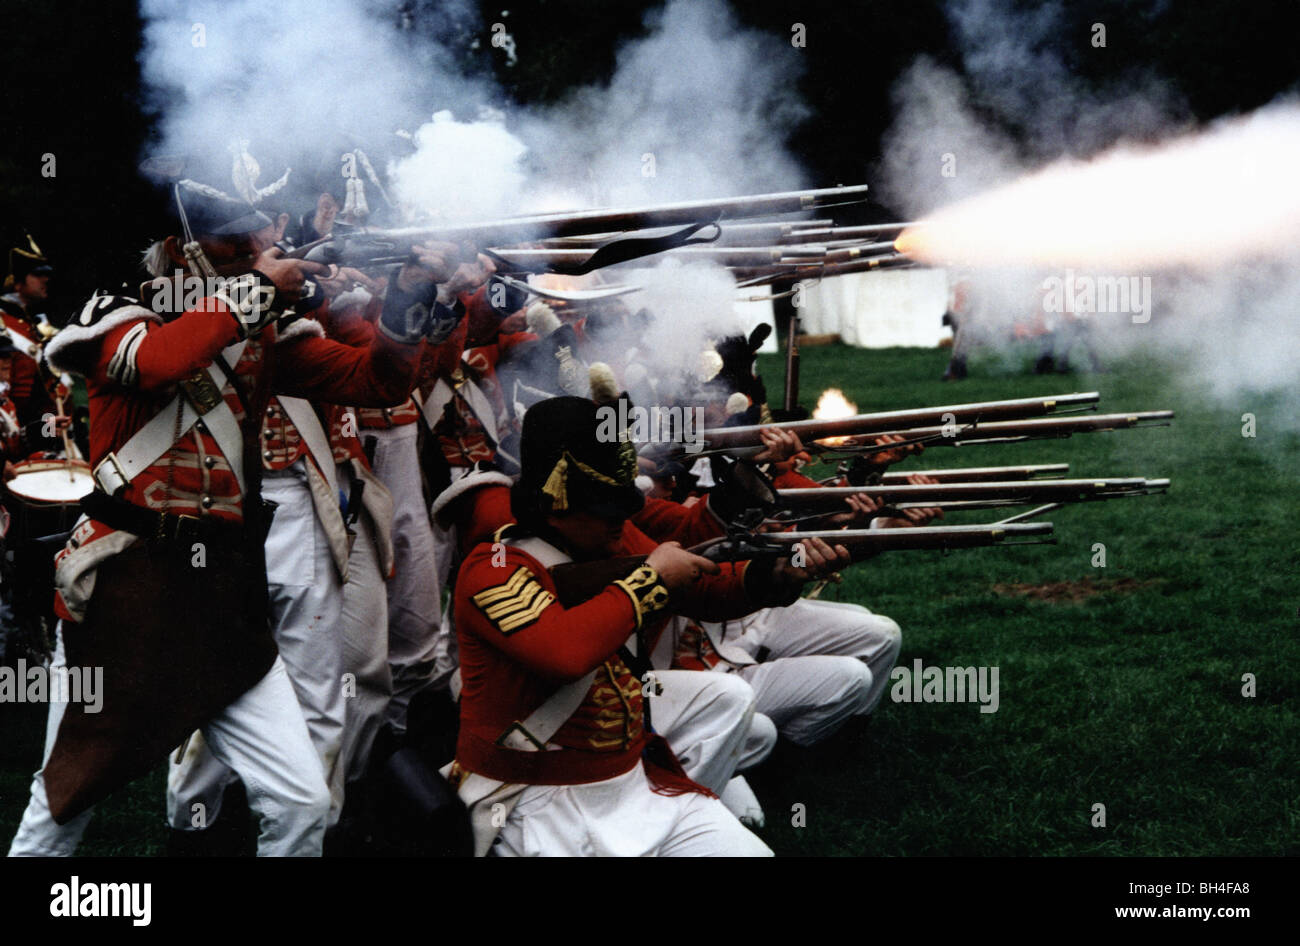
42, 535, 277, 824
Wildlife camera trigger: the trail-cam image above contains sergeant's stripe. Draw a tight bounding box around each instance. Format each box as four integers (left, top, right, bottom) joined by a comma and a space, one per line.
472, 567, 556, 634
496, 591, 555, 633
481, 579, 545, 619
471, 568, 533, 606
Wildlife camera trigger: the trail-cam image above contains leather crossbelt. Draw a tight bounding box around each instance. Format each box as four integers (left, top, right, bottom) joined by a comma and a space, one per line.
81, 490, 246, 547
93, 341, 248, 498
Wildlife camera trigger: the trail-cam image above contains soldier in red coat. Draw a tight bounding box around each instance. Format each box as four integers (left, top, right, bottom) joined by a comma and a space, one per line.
447, 396, 850, 856
1, 234, 63, 450
8, 180, 463, 857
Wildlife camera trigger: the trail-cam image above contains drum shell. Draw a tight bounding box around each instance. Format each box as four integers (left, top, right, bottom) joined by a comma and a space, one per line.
3, 459, 94, 542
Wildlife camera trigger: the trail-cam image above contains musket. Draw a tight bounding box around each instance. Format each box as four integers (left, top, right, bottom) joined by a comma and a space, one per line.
878, 463, 1070, 483
790, 253, 914, 278
773, 478, 1169, 516
485, 244, 844, 269
784, 222, 918, 242
289, 185, 869, 267
538, 219, 836, 248
687, 392, 1101, 452
830, 411, 1175, 454
547, 521, 1055, 607
734, 242, 903, 272
734, 251, 911, 288
708, 522, 1055, 556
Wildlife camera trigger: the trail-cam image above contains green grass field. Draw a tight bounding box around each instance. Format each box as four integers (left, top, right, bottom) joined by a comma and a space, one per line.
2, 343, 1296, 856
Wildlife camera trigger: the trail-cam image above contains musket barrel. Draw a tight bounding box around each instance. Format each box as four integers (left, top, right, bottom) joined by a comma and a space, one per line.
293, 185, 872, 261
808, 253, 914, 277
786, 222, 918, 241
697, 393, 1102, 449
758, 522, 1055, 554
730, 250, 909, 284
836, 411, 1175, 448
764, 523, 1055, 540
775, 478, 1160, 510
879, 463, 1070, 483
486, 245, 841, 269
539, 219, 837, 248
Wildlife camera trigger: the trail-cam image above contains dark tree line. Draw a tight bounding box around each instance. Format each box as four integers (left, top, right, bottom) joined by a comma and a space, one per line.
2, 0, 1296, 321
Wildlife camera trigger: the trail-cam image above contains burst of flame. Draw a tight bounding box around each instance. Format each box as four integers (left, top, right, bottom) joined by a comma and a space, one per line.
813, 387, 858, 446
895, 106, 1300, 269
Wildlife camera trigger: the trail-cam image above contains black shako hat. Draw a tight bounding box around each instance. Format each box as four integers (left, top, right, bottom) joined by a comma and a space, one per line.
7, 233, 52, 284
512, 396, 644, 524
174, 180, 272, 237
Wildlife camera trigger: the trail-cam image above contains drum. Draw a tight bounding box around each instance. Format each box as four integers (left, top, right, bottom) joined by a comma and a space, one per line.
3, 458, 94, 542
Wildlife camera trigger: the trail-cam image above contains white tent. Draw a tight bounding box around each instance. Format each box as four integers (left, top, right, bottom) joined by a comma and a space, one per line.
794, 268, 951, 348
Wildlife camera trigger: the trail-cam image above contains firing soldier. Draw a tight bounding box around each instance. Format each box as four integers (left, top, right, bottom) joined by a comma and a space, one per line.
8, 180, 460, 857
160, 193, 381, 852
317, 253, 506, 738
446, 396, 850, 856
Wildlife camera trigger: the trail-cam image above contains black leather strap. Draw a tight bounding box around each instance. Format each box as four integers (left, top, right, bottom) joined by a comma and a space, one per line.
81, 489, 246, 546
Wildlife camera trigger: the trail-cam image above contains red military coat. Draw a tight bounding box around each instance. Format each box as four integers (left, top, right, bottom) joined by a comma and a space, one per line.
453, 503, 760, 788
44, 291, 423, 621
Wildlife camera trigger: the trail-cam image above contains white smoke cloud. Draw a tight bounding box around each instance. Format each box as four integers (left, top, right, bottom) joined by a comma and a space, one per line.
516, 0, 809, 207
141, 0, 810, 221
625, 260, 751, 369
388, 109, 529, 221
139, 0, 491, 193
879, 0, 1300, 419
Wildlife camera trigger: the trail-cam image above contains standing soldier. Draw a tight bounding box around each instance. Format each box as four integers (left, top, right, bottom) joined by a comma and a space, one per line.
7, 180, 461, 857
1, 234, 63, 449
332, 262, 503, 735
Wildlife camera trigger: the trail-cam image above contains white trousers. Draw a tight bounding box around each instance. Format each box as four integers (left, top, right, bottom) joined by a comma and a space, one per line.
650, 669, 774, 793
492, 761, 772, 857
8, 631, 329, 857
337, 516, 391, 784
715, 597, 903, 746
166, 465, 346, 829
428, 520, 460, 694
367, 424, 443, 732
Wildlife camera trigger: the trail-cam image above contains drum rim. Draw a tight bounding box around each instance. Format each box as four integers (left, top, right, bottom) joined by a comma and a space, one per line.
5, 460, 95, 504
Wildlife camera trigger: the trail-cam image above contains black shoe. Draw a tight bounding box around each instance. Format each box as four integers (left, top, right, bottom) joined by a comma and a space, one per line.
165, 780, 254, 857
325, 779, 375, 857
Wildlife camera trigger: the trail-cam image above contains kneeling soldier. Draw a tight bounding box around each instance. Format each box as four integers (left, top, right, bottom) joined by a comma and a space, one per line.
447, 396, 847, 856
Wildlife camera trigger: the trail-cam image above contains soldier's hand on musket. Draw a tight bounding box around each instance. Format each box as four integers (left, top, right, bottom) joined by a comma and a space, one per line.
774, 536, 851, 587
899, 473, 944, 525
646, 540, 721, 590
866, 432, 921, 467
442, 253, 497, 297
829, 490, 883, 527
252, 246, 331, 302
876, 473, 945, 528
396, 241, 462, 292
754, 426, 810, 468
316, 265, 384, 299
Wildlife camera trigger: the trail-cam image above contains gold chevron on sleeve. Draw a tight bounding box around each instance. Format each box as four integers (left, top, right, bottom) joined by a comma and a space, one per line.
472, 567, 555, 635
495, 591, 555, 633
472, 567, 533, 606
